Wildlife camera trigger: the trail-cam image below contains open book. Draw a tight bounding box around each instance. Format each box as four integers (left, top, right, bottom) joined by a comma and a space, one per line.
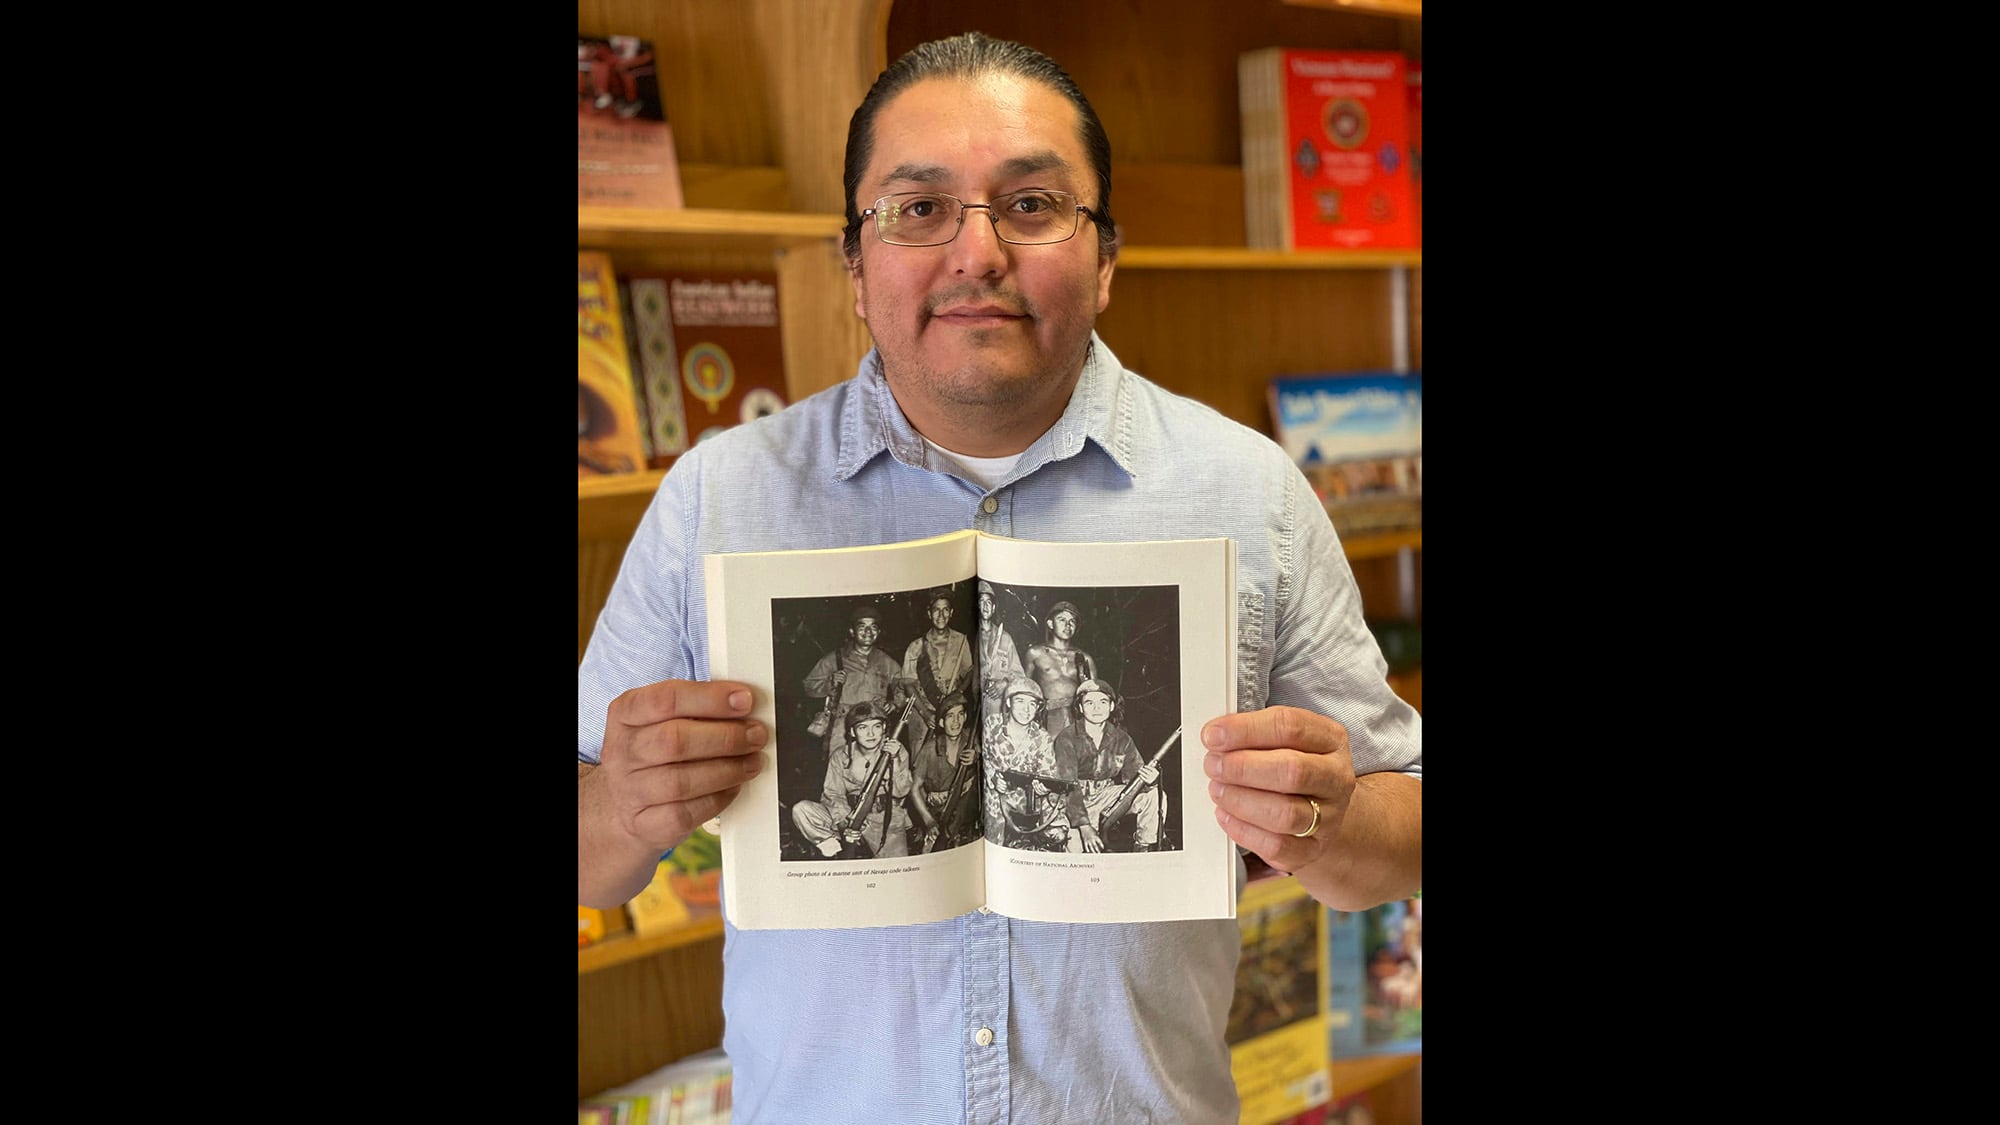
705, 529, 1238, 930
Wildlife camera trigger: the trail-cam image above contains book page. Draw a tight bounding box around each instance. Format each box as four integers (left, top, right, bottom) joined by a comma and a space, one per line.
974, 533, 1238, 923
706, 529, 988, 929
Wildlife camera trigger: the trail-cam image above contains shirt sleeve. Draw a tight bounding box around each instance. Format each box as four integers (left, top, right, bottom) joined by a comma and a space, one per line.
577, 462, 704, 765
1271, 465, 1423, 780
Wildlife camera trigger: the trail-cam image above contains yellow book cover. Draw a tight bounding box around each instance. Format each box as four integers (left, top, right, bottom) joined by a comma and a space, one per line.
1228, 876, 1331, 1125
577, 905, 607, 947
578, 250, 647, 478
623, 861, 692, 936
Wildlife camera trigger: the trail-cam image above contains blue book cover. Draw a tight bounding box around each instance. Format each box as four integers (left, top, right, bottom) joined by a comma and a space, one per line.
1325, 895, 1422, 1059
1324, 906, 1369, 1058
1266, 370, 1422, 469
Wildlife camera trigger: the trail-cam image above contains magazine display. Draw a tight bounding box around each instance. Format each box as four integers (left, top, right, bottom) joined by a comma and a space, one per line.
705, 529, 1238, 930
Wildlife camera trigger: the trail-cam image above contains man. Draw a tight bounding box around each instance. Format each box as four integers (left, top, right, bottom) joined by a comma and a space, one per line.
1023, 598, 1095, 737
801, 603, 903, 754
789, 699, 924, 858
899, 587, 974, 735
578, 31, 1421, 1123
1053, 677, 1163, 852
911, 690, 979, 852
975, 580, 1024, 726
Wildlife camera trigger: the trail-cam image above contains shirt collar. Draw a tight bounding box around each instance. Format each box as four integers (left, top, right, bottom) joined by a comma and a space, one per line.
831, 331, 1139, 483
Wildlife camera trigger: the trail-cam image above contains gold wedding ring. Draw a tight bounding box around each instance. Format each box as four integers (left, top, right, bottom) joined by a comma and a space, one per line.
1290, 796, 1321, 839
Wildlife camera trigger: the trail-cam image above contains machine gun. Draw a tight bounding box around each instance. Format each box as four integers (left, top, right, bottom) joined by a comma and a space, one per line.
839, 699, 917, 859
1096, 726, 1182, 836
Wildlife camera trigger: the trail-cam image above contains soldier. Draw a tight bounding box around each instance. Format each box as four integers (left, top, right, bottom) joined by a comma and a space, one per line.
1055, 678, 1164, 852
790, 700, 923, 858
1024, 600, 1096, 737
983, 676, 1068, 849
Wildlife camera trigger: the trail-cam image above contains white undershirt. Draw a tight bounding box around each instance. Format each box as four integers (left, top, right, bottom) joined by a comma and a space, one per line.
923, 435, 1024, 492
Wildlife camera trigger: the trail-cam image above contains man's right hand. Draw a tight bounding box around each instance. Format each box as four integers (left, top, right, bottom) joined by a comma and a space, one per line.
578, 679, 765, 907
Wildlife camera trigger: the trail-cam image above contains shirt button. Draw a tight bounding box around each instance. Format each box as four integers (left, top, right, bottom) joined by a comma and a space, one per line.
975, 1027, 995, 1047
977, 906, 992, 914
981, 497, 998, 514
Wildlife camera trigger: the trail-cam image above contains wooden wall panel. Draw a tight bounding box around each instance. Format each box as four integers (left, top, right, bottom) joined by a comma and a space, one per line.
1095, 269, 1398, 433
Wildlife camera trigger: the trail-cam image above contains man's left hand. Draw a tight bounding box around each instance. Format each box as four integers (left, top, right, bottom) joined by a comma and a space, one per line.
1200, 705, 1353, 875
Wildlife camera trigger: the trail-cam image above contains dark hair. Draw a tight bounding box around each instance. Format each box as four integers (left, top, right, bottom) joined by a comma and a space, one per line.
841, 31, 1118, 261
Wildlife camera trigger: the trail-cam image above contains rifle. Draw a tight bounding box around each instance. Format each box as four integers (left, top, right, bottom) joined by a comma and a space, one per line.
839, 698, 917, 859
1096, 726, 1182, 836
921, 739, 979, 854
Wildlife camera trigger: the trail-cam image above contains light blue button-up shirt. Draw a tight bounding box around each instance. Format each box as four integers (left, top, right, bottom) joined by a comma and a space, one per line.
579, 334, 1422, 1123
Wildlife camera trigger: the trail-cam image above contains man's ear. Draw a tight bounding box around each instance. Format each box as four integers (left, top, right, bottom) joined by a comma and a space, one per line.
848, 252, 867, 320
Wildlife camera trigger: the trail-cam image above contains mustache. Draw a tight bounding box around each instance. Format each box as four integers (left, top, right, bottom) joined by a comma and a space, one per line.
924, 286, 1035, 319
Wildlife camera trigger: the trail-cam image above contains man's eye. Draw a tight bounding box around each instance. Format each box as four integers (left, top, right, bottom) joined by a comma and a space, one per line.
906, 198, 941, 217
1008, 193, 1054, 214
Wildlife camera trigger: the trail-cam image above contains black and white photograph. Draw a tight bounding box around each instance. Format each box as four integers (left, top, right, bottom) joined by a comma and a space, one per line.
768, 580, 1184, 862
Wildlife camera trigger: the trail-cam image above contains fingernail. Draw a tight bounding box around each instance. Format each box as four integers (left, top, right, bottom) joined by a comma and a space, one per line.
1204, 753, 1221, 778
1208, 780, 1223, 800
747, 723, 768, 747
743, 753, 763, 776
1201, 725, 1225, 749
729, 689, 751, 712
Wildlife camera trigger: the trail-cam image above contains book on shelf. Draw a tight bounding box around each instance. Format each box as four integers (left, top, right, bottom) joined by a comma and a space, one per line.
577, 34, 684, 210
1407, 60, 1421, 249
577, 905, 606, 947
621, 274, 691, 465
705, 528, 1238, 930
580, 1048, 732, 1125
1238, 48, 1417, 251
1228, 876, 1333, 1125
623, 827, 726, 935
1266, 370, 1421, 538
578, 251, 649, 478
1326, 894, 1422, 1058
623, 269, 790, 466
622, 861, 692, 936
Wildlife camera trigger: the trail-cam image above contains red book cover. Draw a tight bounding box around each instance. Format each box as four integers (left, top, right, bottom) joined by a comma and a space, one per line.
624, 269, 791, 452
577, 35, 685, 210
1241, 49, 1415, 251
1407, 61, 1422, 248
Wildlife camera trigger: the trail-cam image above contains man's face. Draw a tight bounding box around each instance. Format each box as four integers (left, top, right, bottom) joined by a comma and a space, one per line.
1078, 692, 1113, 724
929, 599, 953, 628
979, 592, 995, 620
853, 718, 886, 749
848, 74, 1114, 415
1008, 693, 1040, 724
943, 705, 968, 736
852, 617, 880, 648
1052, 611, 1077, 640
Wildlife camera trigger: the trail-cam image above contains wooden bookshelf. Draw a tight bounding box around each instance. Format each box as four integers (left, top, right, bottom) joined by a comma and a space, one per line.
578, 912, 725, 975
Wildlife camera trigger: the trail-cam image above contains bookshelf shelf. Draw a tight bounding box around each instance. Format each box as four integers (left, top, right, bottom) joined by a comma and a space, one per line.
577, 912, 725, 976
1339, 528, 1423, 561
1329, 1051, 1423, 1104
577, 206, 846, 254
1282, 0, 1422, 19
1119, 247, 1421, 271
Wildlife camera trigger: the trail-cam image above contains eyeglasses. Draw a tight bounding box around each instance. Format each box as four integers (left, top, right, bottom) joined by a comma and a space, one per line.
861, 190, 1097, 247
